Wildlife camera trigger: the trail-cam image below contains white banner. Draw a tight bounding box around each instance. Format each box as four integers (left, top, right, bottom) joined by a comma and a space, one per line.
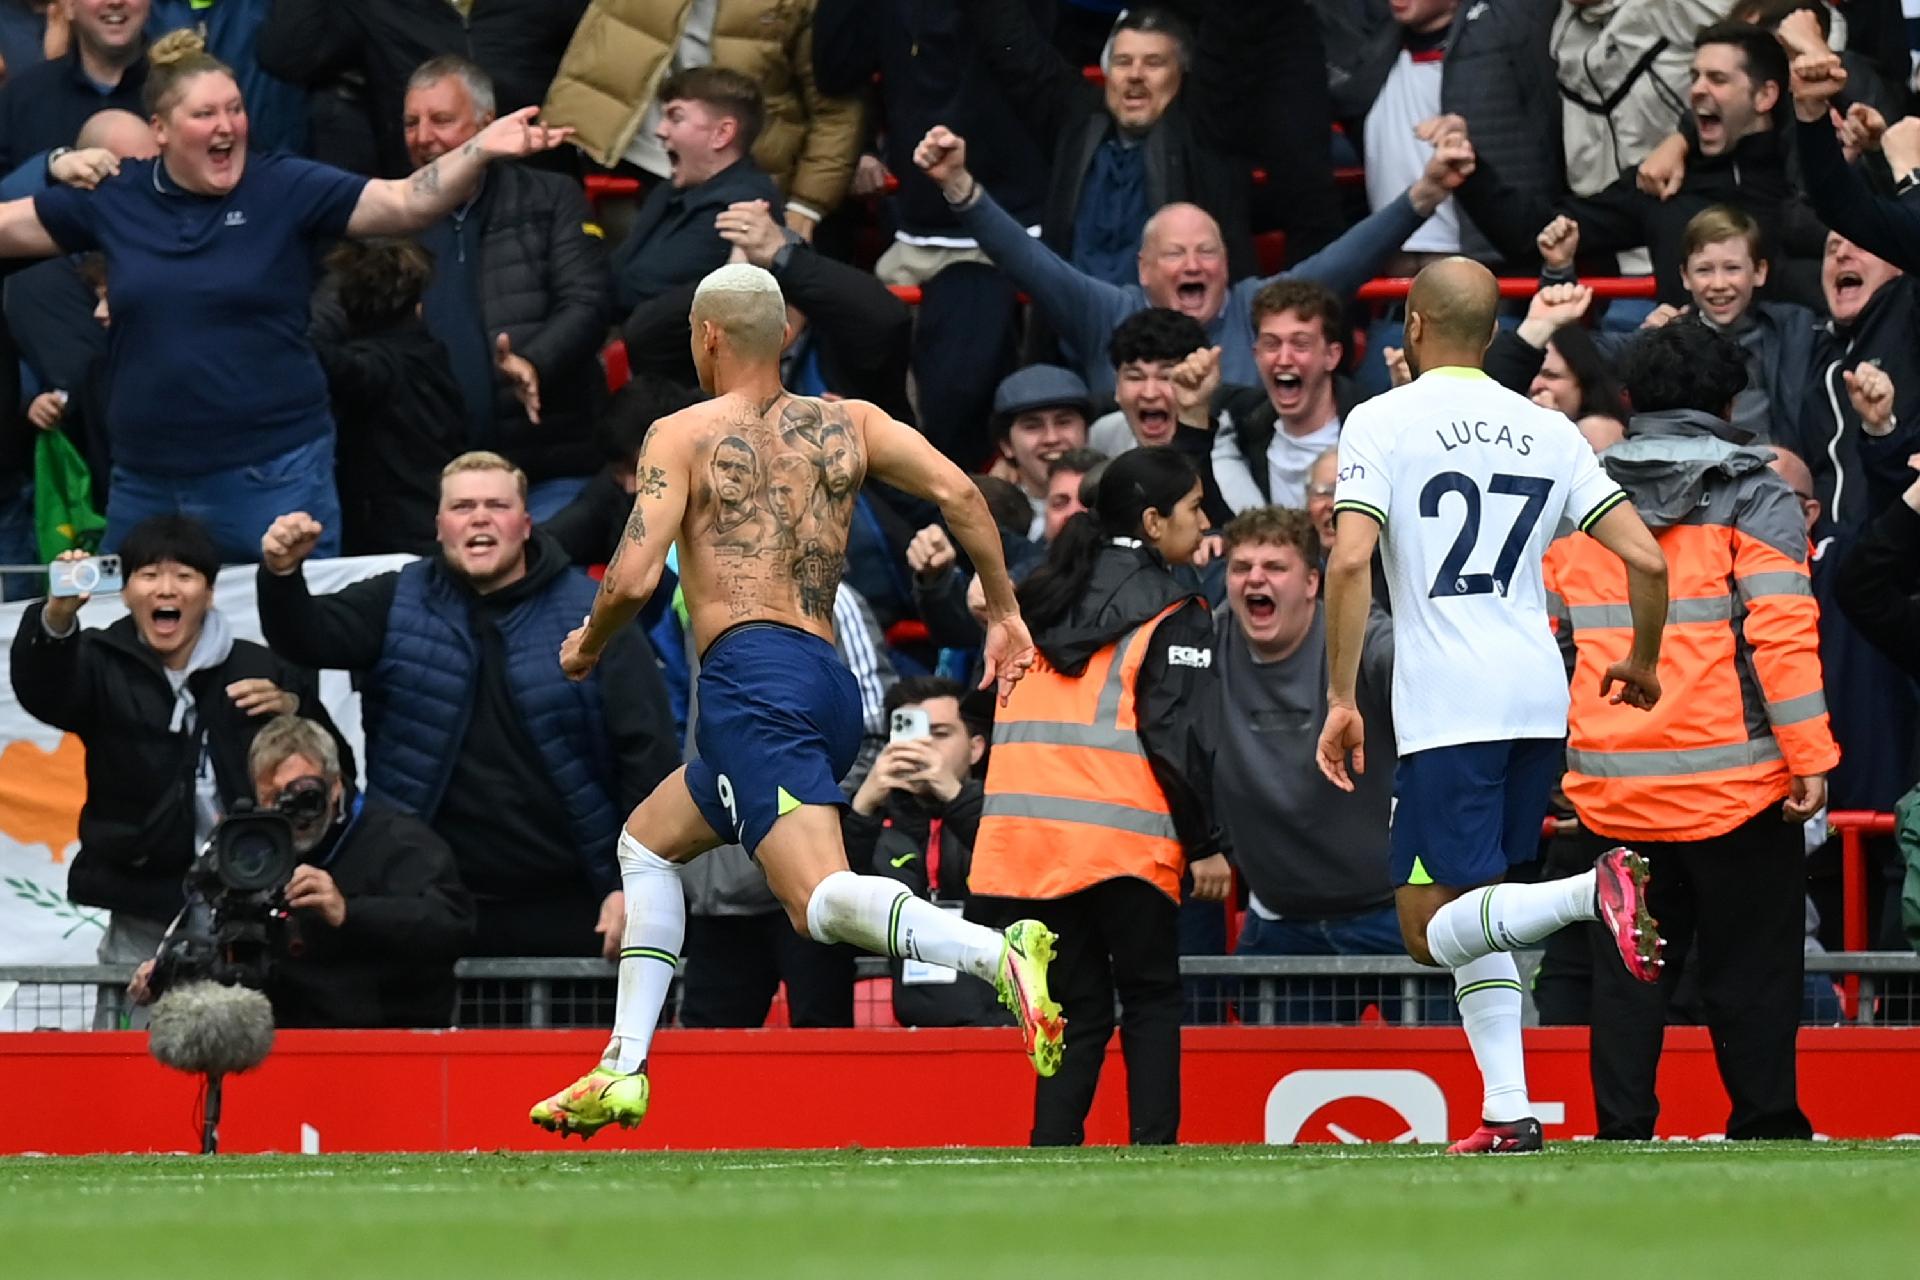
0, 556, 409, 1000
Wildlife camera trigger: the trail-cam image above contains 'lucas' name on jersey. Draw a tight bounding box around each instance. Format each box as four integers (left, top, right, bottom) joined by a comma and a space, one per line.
1437, 420, 1533, 455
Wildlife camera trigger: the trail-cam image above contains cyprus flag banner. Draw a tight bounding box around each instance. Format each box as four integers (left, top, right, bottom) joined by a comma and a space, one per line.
0, 555, 409, 1028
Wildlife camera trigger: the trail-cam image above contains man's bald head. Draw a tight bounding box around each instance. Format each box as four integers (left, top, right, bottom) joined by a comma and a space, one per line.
1400, 257, 1500, 376
1767, 445, 1820, 534
690, 263, 788, 381
76, 108, 158, 159
1138, 202, 1229, 323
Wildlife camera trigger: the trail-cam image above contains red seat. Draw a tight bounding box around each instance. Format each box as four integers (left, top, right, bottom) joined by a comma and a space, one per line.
602, 338, 630, 393
1253, 230, 1287, 277
582, 173, 642, 223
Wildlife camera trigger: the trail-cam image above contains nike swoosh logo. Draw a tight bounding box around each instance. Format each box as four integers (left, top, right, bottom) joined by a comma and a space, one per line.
889, 853, 918, 868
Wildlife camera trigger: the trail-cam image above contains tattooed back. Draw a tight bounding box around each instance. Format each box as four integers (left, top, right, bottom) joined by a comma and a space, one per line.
654, 391, 869, 648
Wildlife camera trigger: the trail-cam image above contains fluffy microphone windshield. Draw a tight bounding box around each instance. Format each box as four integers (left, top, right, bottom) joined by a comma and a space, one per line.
148, 981, 275, 1077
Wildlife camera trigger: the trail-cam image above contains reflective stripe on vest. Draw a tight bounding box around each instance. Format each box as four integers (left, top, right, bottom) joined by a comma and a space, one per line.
1567, 593, 1734, 630
1566, 737, 1782, 779
972, 600, 1192, 902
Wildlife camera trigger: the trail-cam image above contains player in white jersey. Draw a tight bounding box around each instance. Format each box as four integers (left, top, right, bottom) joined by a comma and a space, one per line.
1317, 259, 1671, 1154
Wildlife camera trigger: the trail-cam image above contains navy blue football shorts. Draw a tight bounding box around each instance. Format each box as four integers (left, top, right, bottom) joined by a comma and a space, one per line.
683, 621, 863, 854
1387, 738, 1560, 888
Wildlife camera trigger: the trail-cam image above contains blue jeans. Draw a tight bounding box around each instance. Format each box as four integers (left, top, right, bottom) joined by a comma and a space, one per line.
104, 434, 342, 565
1236, 906, 1455, 1025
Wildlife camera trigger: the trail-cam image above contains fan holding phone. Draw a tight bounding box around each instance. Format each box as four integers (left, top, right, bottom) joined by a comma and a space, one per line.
846, 677, 1008, 1028
11, 517, 331, 999
851, 691, 980, 818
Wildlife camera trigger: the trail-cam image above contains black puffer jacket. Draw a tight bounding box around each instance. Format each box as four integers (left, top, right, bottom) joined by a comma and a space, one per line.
1030, 542, 1228, 862
257, 0, 591, 177
9, 607, 344, 925
466, 163, 612, 482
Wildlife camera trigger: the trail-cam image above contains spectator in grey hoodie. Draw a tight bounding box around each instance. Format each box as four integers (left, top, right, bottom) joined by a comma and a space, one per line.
1213, 506, 1400, 1022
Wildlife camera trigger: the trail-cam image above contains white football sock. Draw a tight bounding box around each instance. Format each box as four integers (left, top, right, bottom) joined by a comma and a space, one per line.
1453, 952, 1531, 1124
1424, 870, 1597, 968
602, 831, 685, 1074
804, 869, 1003, 981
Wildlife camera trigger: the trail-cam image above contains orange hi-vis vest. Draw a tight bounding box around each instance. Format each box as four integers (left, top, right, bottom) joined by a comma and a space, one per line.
970, 601, 1188, 903
1544, 482, 1841, 843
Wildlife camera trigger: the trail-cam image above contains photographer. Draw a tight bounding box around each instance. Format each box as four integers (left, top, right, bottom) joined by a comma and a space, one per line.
8, 516, 339, 987
849, 677, 1006, 1028
132, 715, 474, 1028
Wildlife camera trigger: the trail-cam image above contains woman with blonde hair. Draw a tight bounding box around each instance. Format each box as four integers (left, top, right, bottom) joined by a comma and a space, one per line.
0, 31, 569, 562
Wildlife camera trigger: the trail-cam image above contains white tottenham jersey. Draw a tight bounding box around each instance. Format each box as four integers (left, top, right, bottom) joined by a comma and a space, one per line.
1333, 367, 1625, 754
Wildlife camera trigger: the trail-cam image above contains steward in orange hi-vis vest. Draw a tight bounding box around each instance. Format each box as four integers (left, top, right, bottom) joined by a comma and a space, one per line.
1547, 407, 1841, 843
973, 597, 1191, 902
966, 444, 1228, 1148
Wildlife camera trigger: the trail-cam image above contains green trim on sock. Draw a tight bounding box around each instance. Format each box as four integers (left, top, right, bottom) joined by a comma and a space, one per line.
1480, 889, 1500, 954
886, 892, 909, 959
1454, 978, 1524, 1003
619, 947, 680, 968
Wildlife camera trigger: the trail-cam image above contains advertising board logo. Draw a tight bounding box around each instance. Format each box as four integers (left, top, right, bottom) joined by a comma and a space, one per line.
1264, 1070, 1449, 1145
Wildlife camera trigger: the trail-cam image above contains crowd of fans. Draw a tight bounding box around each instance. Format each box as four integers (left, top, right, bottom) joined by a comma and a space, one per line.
2, 3, 1918, 1110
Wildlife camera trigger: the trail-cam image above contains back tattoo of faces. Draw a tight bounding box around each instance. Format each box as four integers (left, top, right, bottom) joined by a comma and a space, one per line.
694, 395, 865, 622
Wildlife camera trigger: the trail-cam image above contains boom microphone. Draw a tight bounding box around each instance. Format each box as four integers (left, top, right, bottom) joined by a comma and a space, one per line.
147, 981, 275, 1077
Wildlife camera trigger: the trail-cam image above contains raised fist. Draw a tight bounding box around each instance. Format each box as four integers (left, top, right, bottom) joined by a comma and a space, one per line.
1536, 215, 1580, 271
906, 524, 958, 580
913, 126, 972, 202
261, 512, 324, 576
1843, 363, 1896, 435
1170, 345, 1223, 424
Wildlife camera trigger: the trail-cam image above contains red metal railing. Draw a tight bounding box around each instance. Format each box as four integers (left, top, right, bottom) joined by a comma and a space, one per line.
1831, 811, 1899, 952
882, 276, 1660, 307
1357, 276, 1658, 302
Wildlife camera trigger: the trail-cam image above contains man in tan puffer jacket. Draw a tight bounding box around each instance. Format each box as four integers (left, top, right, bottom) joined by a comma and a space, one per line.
543, 0, 864, 237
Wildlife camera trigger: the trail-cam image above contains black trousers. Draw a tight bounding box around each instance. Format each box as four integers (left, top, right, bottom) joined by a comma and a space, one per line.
976, 877, 1183, 1146
679, 911, 856, 1029
1582, 808, 1813, 1141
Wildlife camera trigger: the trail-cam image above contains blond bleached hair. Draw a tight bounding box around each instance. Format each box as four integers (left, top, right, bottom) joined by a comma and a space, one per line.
693, 264, 787, 361
145, 30, 237, 120
441, 450, 528, 503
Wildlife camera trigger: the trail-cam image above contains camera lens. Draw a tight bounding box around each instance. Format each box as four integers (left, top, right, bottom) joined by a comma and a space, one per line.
225, 831, 278, 884
212, 815, 296, 893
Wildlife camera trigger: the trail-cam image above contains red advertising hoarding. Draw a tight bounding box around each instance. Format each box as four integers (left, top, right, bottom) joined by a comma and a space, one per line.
4, 1027, 1916, 1154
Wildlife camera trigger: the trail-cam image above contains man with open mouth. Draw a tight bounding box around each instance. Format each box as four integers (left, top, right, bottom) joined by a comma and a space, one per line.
1777, 12, 1920, 529
256, 452, 682, 982
1205, 278, 1351, 515
914, 116, 1476, 398
1214, 505, 1402, 1022
1509, 24, 1820, 310
610, 67, 782, 314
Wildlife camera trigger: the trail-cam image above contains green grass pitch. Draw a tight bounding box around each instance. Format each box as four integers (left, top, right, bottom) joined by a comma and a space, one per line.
5, 1143, 1914, 1279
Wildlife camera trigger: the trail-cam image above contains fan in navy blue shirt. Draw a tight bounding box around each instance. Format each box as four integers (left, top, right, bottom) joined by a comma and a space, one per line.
0, 30, 575, 564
